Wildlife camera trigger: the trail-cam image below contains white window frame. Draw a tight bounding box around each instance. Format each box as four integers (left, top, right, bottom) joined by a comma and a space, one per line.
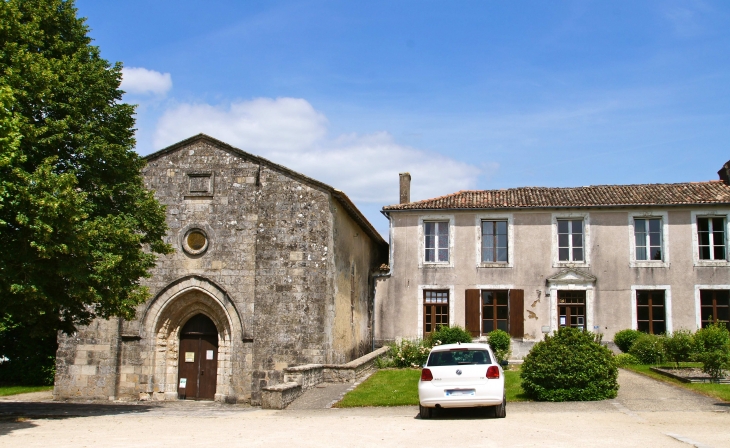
475, 213, 514, 268
417, 284, 455, 338
418, 214, 455, 268
694, 285, 730, 330
630, 285, 672, 334
628, 211, 670, 268
551, 212, 590, 268
547, 284, 595, 334
692, 210, 730, 267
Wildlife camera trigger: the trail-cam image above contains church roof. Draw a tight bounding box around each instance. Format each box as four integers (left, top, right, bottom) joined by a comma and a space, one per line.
145, 134, 386, 247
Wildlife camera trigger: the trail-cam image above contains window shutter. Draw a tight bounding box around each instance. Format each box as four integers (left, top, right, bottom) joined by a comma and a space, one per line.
465, 289, 481, 337
508, 289, 524, 338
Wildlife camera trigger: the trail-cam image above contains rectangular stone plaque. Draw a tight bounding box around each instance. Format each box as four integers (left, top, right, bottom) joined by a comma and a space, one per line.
185, 352, 194, 362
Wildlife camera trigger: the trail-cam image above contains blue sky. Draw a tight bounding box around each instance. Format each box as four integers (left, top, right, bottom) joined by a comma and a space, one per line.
76, 0, 730, 236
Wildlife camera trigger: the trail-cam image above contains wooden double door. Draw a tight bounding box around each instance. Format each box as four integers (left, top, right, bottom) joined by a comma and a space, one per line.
177, 314, 219, 400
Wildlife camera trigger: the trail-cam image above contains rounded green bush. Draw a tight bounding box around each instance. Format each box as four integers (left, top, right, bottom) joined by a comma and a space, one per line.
613, 329, 643, 353
614, 353, 640, 367
427, 325, 473, 346
520, 327, 618, 401
629, 333, 665, 364
487, 329, 512, 364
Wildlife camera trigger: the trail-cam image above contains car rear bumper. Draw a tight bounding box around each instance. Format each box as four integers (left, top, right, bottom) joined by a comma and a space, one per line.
418, 380, 504, 408
419, 395, 503, 408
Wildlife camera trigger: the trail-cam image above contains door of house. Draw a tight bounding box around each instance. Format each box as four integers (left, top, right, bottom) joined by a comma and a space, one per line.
557, 290, 586, 331
177, 314, 218, 400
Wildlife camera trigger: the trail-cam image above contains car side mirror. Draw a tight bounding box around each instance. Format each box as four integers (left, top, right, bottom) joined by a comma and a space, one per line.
499, 360, 509, 367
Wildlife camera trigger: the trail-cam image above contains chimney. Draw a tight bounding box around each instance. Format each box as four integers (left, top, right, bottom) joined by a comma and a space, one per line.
399, 172, 411, 204
719, 160, 730, 185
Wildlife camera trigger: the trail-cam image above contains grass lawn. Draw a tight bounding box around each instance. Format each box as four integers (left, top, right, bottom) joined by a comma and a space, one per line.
623, 364, 730, 402
0, 385, 53, 397
334, 367, 528, 408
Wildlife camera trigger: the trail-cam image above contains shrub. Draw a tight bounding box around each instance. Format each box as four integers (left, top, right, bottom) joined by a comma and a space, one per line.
520, 327, 618, 401
487, 330, 512, 364
664, 329, 695, 367
389, 339, 430, 368
629, 334, 665, 365
694, 323, 730, 353
613, 329, 643, 353
614, 353, 640, 367
426, 325, 473, 346
696, 347, 730, 381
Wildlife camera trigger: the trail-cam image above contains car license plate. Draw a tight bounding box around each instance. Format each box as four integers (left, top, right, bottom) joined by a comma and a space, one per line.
445, 389, 475, 396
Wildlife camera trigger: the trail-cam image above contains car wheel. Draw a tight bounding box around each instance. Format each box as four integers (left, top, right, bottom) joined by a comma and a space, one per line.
493, 395, 506, 418
419, 404, 432, 419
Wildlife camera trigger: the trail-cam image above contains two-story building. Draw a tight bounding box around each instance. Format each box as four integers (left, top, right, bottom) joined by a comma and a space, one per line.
374, 164, 730, 352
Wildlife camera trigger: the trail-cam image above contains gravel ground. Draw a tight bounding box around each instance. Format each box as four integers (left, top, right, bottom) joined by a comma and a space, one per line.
0, 369, 727, 448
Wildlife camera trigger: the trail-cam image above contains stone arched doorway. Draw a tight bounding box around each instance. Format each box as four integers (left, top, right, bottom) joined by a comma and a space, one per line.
177, 314, 219, 400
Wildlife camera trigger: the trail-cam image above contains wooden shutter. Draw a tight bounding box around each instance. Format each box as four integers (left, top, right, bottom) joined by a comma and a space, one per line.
509, 289, 524, 338
465, 289, 481, 337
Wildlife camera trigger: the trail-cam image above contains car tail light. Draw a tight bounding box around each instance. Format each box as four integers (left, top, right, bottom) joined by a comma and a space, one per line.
421, 368, 433, 381
486, 366, 500, 379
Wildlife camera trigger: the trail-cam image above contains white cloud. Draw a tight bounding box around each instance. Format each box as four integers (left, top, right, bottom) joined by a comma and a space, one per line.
121, 67, 172, 96
153, 97, 482, 207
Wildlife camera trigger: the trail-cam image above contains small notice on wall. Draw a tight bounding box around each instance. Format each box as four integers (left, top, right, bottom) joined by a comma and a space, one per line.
179, 378, 187, 388
206, 350, 214, 360
559, 316, 566, 326
185, 352, 194, 362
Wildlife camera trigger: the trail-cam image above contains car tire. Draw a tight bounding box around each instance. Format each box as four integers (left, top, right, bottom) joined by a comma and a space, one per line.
419, 404, 432, 419
493, 395, 506, 418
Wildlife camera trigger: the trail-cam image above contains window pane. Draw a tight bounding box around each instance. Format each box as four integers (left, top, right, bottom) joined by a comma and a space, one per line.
482, 221, 494, 236
635, 231, 647, 248
713, 229, 726, 246
637, 321, 650, 333
700, 291, 714, 306
649, 232, 660, 247
698, 232, 710, 246
484, 306, 494, 319
496, 234, 507, 249
497, 247, 508, 262
637, 291, 650, 306
712, 218, 725, 233
558, 220, 569, 233
652, 322, 666, 335
496, 291, 508, 304
482, 246, 494, 262
438, 248, 449, 262
699, 246, 711, 260
697, 218, 709, 232
714, 246, 726, 260
497, 320, 508, 332
496, 221, 507, 235
635, 219, 646, 233
558, 234, 569, 248
438, 233, 449, 249
482, 320, 494, 333
650, 247, 662, 260
437, 222, 448, 236
571, 220, 583, 234
572, 233, 583, 248
559, 248, 569, 261
573, 248, 583, 261
425, 235, 435, 249
649, 219, 661, 233
717, 307, 729, 322
482, 291, 493, 305
636, 247, 647, 260
425, 248, 435, 262
497, 307, 508, 320
637, 306, 650, 321
652, 293, 666, 306
425, 222, 435, 235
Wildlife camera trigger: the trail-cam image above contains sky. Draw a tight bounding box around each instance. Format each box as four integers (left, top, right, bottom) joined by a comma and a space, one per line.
76, 0, 730, 237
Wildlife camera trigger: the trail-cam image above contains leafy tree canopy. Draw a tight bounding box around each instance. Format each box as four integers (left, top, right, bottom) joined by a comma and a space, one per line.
0, 0, 171, 338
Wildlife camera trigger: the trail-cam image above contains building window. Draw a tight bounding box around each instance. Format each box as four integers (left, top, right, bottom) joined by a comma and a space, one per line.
482, 221, 508, 263
424, 221, 449, 263
634, 218, 662, 261
482, 290, 508, 332
636, 290, 666, 334
700, 290, 729, 330
423, 290, 449, 336
558, 219, 584, 262
557, 290, 586, 330
698, 217, 726, 261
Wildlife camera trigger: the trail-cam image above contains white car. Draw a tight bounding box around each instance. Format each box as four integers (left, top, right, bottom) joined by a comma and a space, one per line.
418, 342, 506, 419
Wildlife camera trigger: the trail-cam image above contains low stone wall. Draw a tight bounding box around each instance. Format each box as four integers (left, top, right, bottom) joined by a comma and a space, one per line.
261, 346, 388, 409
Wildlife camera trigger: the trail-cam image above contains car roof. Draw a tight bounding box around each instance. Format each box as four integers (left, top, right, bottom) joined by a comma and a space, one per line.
429, 343, 493, 352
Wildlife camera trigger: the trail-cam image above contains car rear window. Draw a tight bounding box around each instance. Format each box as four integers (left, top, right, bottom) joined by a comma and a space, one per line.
427, 349, 491, 366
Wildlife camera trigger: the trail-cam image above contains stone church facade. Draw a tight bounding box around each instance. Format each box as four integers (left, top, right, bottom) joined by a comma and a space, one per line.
54, 134, 388, 404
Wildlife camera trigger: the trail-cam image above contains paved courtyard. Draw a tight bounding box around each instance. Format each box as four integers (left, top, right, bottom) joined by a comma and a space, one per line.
0, 370, 728, 448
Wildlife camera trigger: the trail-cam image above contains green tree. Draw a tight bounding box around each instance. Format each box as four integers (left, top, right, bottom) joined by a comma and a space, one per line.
0, 0, 171, 342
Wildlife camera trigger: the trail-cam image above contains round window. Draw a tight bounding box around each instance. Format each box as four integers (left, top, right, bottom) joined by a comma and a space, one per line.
182, 229, 209, 255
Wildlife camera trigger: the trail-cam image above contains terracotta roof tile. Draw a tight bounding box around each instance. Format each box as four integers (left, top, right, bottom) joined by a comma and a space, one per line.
383, 181, 730, 211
